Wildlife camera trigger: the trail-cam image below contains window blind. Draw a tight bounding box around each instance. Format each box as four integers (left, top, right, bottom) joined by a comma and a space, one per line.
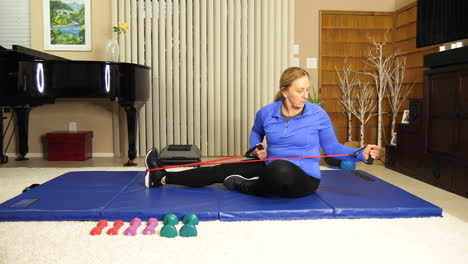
0, 0, 30, 49
113, 0, 294, 157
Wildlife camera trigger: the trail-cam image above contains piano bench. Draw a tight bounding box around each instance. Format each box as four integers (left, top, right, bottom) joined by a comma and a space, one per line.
47, 131, 93, 161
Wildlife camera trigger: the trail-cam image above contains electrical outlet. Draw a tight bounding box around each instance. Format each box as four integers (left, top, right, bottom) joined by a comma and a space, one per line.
69, 122, 77, 132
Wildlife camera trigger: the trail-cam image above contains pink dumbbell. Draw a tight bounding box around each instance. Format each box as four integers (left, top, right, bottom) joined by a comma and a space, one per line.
90, 220, 108, 236
107, 220, 124, 235
124, 218, 142, 236
143, 218, 159, 235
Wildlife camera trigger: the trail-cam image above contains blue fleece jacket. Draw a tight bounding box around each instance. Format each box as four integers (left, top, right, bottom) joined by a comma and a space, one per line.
250, 100, 364, 179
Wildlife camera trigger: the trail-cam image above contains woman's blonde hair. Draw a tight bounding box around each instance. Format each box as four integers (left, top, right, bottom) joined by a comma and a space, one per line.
273, 67, 310, 102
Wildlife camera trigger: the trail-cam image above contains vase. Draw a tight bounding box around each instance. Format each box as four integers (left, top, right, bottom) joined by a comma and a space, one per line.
107, 39, 119, 62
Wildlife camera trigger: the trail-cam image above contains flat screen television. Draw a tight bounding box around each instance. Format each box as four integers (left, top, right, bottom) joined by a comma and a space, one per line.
416, 0, 468, 48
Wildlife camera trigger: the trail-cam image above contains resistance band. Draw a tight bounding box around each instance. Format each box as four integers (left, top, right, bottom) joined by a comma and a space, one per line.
146, 145, 374, 172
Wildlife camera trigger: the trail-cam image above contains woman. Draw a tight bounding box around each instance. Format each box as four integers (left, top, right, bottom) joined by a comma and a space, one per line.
145, 67, 380, 198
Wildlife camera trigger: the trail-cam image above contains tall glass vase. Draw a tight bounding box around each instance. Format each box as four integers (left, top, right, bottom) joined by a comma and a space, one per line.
107, 38, 119, 62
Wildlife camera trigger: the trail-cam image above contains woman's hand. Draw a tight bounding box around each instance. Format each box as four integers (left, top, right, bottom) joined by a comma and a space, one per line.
363, 144, 380, 161
253, 143, 267, 160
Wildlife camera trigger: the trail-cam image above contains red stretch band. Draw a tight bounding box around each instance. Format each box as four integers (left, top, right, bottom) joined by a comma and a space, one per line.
146, 153, 353, 171
146, 155, 245, 171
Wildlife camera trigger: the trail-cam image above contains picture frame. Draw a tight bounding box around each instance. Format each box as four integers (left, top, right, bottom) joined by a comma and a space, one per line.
401, 109, 410, 124
390, 132, 397, 146
43, 0, 91, 51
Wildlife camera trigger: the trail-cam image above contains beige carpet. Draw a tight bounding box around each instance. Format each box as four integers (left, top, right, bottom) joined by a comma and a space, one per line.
0, 166, 467, 264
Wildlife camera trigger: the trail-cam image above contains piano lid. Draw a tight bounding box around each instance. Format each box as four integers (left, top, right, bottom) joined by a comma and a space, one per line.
0, 45, 150, 108
12, 45, 68, 61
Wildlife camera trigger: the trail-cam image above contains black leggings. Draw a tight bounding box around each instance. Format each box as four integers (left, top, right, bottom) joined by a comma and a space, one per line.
165, 160, 320, 198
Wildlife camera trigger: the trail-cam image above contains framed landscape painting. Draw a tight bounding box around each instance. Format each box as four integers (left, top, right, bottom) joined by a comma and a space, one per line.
43, 0, 91, 51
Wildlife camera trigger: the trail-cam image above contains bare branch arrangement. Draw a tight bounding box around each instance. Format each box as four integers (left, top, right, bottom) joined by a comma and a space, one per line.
361, 37, 398, 147
387, 56, 414, 136
335, 34, 413, 149
335, 58, 359, 142
348, 81, 376, 147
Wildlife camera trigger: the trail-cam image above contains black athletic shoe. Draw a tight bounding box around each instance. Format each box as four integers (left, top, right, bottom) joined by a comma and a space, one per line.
145, 147, 160, 169
145, 148, 165, 188
223, 175, 259, 195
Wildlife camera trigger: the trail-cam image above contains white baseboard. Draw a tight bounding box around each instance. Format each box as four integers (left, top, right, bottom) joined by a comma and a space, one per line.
92, 153, 115, 157
5, 153, 45, 158
5, 152, 115, 158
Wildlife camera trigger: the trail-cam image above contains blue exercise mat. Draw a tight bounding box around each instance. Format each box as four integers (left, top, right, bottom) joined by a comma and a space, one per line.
315, 170, 442, 218
0, 170, 442, 221
0, 171, 140, 221
102, 174, 221, 221
218, 192, 334, 221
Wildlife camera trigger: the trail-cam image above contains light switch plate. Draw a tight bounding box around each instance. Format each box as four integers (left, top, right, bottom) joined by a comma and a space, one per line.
306, 58, 317, 69
292, 44, 299, 55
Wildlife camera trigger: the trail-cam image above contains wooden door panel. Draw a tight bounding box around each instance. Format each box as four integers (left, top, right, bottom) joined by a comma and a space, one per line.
427, 72, 458, 155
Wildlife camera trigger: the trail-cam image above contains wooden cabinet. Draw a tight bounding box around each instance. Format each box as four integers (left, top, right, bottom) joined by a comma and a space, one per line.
386, 63, 468, 198
425, 66, 465, 157
386, 99, 428, 182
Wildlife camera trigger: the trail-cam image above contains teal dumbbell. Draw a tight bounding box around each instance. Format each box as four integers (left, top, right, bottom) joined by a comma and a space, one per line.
160, 214, 179, 238
182, 213, 199, 225
180, 213, 199, 237
160, 224, 178, 238
163, 213, 179, 225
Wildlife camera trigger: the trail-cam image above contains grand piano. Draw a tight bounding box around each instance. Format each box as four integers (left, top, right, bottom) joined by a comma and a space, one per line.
0, 45, 150, 166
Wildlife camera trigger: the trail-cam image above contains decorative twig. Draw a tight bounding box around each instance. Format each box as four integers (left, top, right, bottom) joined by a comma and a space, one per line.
348, 81, 377, 147
336, 57, 359, 142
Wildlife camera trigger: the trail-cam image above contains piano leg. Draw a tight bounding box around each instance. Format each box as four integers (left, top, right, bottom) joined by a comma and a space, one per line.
124, 106, 137, 166
15, 107, 30, 161
0, 109, 8, 164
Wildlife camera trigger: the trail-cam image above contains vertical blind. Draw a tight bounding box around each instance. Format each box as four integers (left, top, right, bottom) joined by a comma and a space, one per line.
112, 0, 293, 157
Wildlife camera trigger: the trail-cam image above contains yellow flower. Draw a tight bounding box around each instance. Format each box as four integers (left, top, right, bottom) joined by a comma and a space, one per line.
118, 22, 129, 33
113, 22, 129, 35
